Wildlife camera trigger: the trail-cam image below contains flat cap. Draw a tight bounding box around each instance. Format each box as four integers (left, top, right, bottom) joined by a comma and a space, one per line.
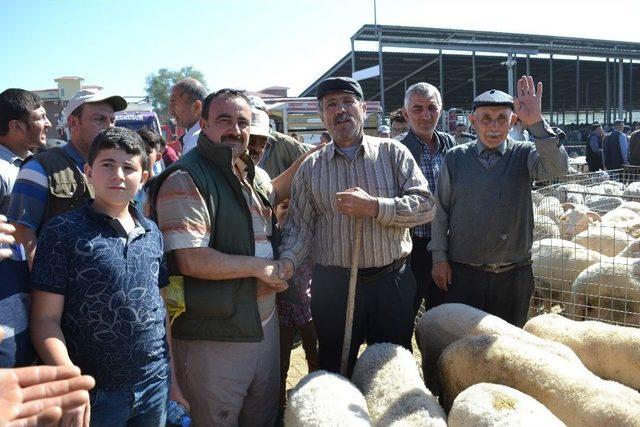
472, 89, 514, 111
316, 77, 364, 100
613, 118, 625, 125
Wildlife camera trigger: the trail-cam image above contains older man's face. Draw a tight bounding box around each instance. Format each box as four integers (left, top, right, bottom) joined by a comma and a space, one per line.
319, 92, 365, 147
469, 106, 517, 148
248, 135, 270, 164
403, 92, 441, 140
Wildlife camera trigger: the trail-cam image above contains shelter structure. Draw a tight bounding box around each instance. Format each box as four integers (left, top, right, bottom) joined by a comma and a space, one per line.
300, 25, 640, 127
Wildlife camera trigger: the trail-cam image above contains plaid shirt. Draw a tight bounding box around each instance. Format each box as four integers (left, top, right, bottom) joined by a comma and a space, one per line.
411, 133, 445, 239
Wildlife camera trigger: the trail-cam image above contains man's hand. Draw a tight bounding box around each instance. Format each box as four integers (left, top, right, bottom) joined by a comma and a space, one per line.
0, 365, 94, 427
514, 75, 544, 127
336, 187, 379, 218
169, 382, 190, 413
0, 215, 16, 260
255, 260, 289, 292
432, 261, 452, 291
279, 259, 294, 282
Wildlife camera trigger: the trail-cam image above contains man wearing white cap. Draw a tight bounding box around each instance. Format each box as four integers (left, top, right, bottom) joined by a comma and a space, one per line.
429, 76, 568, 327
247, 108, 277, 166
8, 88, 126, 265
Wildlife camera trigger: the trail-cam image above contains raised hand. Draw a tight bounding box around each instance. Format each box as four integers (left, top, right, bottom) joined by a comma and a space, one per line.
514, 75, 544, 126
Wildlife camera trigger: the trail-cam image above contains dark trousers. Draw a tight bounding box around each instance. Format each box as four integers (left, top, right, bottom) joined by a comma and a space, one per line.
410, 238, 445, 316
311, 259, 416, 376
446, 262, 535, 327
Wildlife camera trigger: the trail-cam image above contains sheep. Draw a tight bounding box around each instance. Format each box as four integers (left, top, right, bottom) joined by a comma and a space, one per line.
284, 370, 372, 426
531, 190, 544, 205
438, 334, 640, 426
623, 181, 640, 198
569, 256, 640, 325
600, 207, 640, 238
619, 237, 640, 258
447, 383, 565, 427
550, 183, 586, 205
584, 193, 623, 211
555, 203, 601, 239
535, 196, 564, 222
524, 313, 640, 390
619, 200, 640, 215
533, 213, 560, 240
351, 343, 447, 427
572, 224, 632, 257
531, 239, 602, 310
415, 304, 583, 394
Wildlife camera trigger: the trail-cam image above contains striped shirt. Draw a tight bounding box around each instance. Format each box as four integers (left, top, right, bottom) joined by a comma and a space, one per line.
280, 135, 435, 269
155, 161, 276, 324
8, 143, 85, 231
412, 134, 444, 239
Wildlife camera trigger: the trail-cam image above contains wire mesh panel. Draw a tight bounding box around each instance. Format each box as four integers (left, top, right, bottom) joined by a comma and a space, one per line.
531, 168, 640, 328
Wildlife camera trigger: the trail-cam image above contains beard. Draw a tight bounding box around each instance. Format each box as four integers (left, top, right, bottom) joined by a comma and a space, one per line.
220, 137, 247, 159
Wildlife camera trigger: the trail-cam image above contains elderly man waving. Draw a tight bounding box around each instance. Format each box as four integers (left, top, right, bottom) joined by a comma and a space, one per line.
280, 77, 435, 375
428, 75, 569, 327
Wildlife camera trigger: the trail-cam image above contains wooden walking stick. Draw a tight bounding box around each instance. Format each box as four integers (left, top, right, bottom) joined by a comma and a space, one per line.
340, 217, 363, 376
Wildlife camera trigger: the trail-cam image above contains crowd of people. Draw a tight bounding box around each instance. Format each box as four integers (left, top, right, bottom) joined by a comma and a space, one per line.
0, 73, 570, 426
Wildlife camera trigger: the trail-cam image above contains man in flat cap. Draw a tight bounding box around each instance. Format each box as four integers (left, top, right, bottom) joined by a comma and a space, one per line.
8, 88, 127, 266
429, 75, 569, 327
280, 77, 435, 374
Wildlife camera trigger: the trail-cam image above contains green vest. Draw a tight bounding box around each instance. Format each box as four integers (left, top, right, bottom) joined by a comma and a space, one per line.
32, 146, 93, 235
150, 133, 278, 342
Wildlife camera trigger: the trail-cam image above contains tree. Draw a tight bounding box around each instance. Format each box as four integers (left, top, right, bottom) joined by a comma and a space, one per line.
144, 66, 207, 123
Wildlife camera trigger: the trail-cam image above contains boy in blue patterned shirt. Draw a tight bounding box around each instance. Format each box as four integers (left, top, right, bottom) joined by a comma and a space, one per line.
29, 127, 186, 426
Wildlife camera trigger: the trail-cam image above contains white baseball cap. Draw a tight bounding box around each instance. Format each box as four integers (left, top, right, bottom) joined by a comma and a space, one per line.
64, 88, 127, 117
250, 108, 276, 140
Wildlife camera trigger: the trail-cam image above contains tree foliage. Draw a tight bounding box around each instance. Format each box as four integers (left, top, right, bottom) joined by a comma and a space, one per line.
144, 66, 207, 122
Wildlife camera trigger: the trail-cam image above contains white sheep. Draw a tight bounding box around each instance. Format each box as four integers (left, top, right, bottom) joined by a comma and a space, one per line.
439, 334, 640, 426
584, 194, 623, 212
619, 238, 640, 258
531, 239, 602, 310
524, 313, 640, 390
535, 196, 564, 222
447, 383, 565, 427
619, 200, 640, 215
555, 203, 601, 239
531, 190, 544, 205
623, 181, 640, 198
572, 224, 633, 257
550, 183, 586, 205
600, 207, 640, 238
351, 343, 447, 427
533, 213, 560, 240
415, 304, 583, 393
284, 370, 372, 426
569, 256, 640, 325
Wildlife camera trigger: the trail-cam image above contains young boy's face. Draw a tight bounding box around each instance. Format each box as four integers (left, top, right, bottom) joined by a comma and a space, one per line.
85, 148, 148, 208
275, 199, 290, 227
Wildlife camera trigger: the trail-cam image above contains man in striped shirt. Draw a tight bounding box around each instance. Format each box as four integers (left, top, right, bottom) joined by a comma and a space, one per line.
280, 77, 435, 375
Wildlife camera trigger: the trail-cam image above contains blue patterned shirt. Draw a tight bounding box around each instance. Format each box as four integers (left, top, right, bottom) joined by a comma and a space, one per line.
408, 131, 444, 239
31, 204, 169, 390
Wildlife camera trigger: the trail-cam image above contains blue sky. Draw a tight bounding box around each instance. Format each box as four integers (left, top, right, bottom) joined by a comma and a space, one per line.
2, 0, 639, 97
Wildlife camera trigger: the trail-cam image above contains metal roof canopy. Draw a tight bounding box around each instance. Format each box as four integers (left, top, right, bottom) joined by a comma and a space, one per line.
300, 25, 640, 126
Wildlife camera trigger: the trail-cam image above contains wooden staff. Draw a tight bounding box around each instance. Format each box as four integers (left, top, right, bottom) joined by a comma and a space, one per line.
340, 218, 363, 376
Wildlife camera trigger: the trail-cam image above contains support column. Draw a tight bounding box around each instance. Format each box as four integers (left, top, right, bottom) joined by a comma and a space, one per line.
439, 49, 445, 130
350, 38, 356, 75
507, 52, 514, 95
630, 60, 634, 123
549, 54, 554, 123
619, 58, 624, 122
576, 56, 580, 124
606, 58, 611, 124
472, 51, 477, 98
378, 38, 385, 114
526, 55, 530, 76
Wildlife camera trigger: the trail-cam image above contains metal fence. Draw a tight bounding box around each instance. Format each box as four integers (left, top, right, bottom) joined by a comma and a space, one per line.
530, 168, 640, 327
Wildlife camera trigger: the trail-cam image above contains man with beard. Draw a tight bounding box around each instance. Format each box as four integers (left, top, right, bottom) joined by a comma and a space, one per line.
429, 76, 569, 327
151, 89, 314, 426
399, 82, 456, 316
280, 77, 435, 375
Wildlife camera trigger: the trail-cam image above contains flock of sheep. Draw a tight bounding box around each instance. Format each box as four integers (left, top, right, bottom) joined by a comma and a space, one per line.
284, 173, 640, 426
284, 304, 640, 426
531, 174, 640, 325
